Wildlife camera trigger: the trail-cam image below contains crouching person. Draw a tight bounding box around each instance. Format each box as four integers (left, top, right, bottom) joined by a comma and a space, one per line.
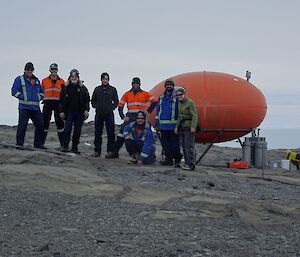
59, 69, 90, 153
124, 111, 156, 165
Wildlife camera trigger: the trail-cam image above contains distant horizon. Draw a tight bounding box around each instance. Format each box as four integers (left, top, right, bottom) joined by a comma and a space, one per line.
1, 121, 298, 150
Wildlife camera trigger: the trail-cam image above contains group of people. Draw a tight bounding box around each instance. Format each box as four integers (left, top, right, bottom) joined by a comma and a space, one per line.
11, 62, 198, 170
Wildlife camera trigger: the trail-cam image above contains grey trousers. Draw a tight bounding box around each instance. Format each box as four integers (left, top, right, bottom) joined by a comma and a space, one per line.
180, 128, 195, 167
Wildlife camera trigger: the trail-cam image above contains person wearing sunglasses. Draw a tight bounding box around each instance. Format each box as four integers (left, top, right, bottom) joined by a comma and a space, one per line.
123, 111, 156, 165
174, 86, 198, 170
41, 63, 65, 147
11, 62, 45, 149
155, 79, 182, 167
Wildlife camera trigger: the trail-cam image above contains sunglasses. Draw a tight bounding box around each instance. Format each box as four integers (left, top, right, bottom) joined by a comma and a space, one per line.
50, 68, 58, 71
176, 93, 184, 97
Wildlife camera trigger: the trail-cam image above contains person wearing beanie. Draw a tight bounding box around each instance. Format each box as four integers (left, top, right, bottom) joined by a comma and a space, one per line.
174, 86, 198, 170
156, 79, 182, 167
91, 72, 119, 157
11, 62, 45, 149
59, 69, 90, 153
106, 77, 157, 158
41, 63, 65, 147
123, 111, 156, 165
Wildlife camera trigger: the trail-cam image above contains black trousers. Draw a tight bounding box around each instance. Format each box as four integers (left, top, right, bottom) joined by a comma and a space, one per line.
125, 139, 155, 164
64, 112, 84, 147
16, 109, 44, 147
160, 129, 181, 163
42, 101, 64, 145
94, 113, 115, 154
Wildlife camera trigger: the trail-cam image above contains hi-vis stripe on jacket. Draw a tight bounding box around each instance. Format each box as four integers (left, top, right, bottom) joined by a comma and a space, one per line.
11, 74, 44, 110
123, 121, 156, 161
41, 76, 65, 100
155, 92, 178, 130
118, 90, 156, 113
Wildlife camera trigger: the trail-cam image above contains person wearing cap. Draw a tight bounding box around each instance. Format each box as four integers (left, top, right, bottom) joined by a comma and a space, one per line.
123, 111, 156, 165
106, 77, 157, 158
105, 77, 156, 158
174, 86, 198, 170
11, 62, 45, 148
41, 63, 65, 147
156, 79, 182, 167
59, 69, 90, 153
91, 72, 119, 157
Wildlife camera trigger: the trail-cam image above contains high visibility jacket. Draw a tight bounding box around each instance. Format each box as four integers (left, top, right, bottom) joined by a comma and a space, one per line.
11, 74, 44, 110
155, 91, 178, 130
123, 121, 156, 161
285, 150, 300, 162
41, 76, 65, 101
118, 89, 156, 114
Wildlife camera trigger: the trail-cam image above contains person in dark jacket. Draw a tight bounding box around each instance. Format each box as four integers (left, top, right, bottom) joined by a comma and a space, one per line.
11, 62, 45, 149
59, 69, 90, 153
91, 72, 119, 157
124, 111, 156, 165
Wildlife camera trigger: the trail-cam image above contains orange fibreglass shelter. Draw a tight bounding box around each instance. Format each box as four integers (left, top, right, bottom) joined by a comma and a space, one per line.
149, 71, 267, 143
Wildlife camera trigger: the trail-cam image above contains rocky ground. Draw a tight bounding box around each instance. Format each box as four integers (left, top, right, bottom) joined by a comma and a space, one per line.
0, 123, 299, 257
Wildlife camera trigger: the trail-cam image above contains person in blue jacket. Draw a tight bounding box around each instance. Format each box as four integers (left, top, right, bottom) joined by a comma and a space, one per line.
11, 62, 45, 148
124, 111, 156, 165
155, 79, 182, 167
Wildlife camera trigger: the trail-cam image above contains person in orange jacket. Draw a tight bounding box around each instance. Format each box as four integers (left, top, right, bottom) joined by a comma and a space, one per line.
41, 63, 65, 147
106, 77, 157, 158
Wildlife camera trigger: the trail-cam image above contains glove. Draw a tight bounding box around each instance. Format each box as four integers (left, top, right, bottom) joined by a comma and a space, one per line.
59, 112, 65, 120
84, 110, 89, 120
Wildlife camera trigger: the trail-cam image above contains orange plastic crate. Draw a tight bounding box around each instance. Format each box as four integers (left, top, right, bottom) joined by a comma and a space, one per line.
227, 161, 249, 169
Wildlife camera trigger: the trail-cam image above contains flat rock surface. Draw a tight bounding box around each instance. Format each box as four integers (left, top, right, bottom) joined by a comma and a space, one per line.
0, 123, 299, 257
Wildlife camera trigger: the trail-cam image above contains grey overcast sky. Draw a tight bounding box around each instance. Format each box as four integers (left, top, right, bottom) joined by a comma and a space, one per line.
0, 0, 299, 129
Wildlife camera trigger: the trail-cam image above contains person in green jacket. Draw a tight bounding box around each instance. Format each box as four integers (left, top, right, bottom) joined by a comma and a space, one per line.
174, 86, 198, 170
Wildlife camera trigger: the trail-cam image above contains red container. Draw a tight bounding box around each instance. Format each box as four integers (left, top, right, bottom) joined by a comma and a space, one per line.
227, 161, 250, 169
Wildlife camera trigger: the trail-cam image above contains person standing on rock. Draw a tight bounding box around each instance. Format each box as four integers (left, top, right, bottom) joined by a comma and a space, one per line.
106, 77, 157, 158
124, 111, 156, 165
41, 63, 65, 147
59, 69, 90, 153
156, 79, 182, 167
91, 72, 119, 157
174, 86, 198, 170
11, 62, 45, 149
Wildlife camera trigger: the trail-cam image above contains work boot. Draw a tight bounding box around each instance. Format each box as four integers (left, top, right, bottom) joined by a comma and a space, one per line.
174, 154, 183, 164
181, 164, 195, 171
128, 153, 139, 164
174, 162, 181, 168
71, 144, 80, 154
159, 159, 173, 166
105, 151, 119, 159
35, 145, 48, 150
61, 143, 69, 152
91, 152, 101, 157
